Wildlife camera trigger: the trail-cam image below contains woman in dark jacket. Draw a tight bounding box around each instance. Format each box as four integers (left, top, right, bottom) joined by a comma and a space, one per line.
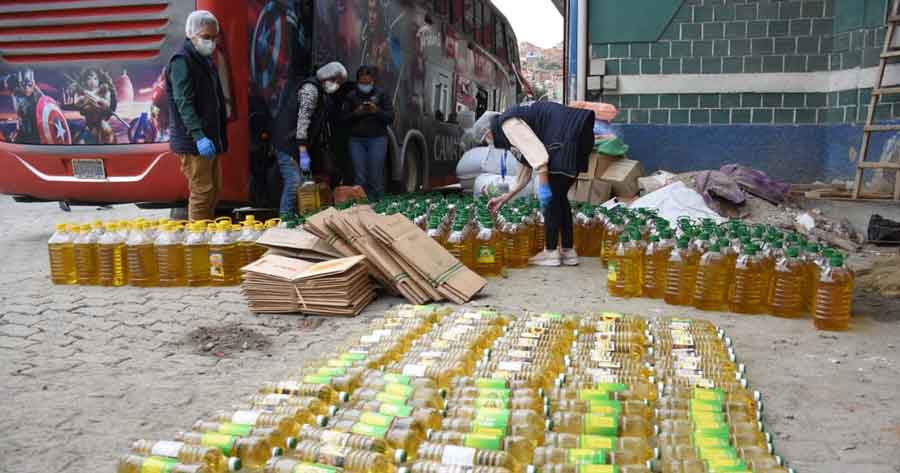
477, 101, 595, 267
341, 65, 394, 201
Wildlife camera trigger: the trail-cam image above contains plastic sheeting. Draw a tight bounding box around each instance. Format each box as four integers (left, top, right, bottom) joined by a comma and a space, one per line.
629, 181, 725, 224
457, 146, 523, 190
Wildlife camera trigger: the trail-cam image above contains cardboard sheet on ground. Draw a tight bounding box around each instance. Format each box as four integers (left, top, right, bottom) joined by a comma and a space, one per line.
629, 181, 726, 224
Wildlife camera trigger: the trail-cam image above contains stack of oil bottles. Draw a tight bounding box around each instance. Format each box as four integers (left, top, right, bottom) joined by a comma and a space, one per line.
48, 216, 278, 288
599, 208, 855, 331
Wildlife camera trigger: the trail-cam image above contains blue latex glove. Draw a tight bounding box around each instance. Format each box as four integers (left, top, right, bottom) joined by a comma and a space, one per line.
537, 182, 552, 210
196, 137, 216, 158
299, 149, 312, 172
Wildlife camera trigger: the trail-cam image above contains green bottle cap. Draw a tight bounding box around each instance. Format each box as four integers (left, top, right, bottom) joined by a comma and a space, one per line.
618, 233, 630, 242
829, 255, 844, 267
785, 246, 800, 258
676, 238, 689, 249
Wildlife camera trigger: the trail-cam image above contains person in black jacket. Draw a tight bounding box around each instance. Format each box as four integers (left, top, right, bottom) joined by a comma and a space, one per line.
341, 66, 394, 201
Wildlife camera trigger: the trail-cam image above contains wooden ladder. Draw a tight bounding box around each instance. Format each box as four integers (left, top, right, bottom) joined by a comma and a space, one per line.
852, 0, 900, 201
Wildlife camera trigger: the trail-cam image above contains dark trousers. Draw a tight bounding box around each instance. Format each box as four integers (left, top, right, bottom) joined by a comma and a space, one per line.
544, 173, 576, 250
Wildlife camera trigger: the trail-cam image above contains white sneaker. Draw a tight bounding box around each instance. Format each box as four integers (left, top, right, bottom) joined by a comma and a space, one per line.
560, 248, 579, 266
529, 249, 561, 267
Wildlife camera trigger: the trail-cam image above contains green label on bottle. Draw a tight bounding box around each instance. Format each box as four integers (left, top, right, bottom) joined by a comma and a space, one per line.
595, 383, 627, 393
317, 367, 346, 376
382, 374, 411, 385
384, 383, 414, 397
141, 457, 178, 473
578, 389, 610, 401
580, 435, 616, 450
568, 448, 607, 464
477, 387, 511, 399
690, 399, 723, 412
200, 432, 235, 456
464, 433, 503, 451
474, 408, 510, 431
474, 397, 510, 409
582, 414, 618, 436
540, 312, 562, 320
375, 391, 410, 406
379, 403, 414, 417
303, 375, 332, 385
692, 387, 725, 402
588, 399, 622, 416
351, 422, 388, 439
697, 446, 737, 461
359, 411, 394, 427
693, 435, 730, 449
475, 378, 507, 389
217, 422, 251, 437
340, 352, 367, 361
691, 411, 726, 425
577, 465, 618, 473
480, 310, 499, 318
705, 457, 747, 471
291, 463, 340, 473
327, 358, 354, 367
693, 424, 730, 439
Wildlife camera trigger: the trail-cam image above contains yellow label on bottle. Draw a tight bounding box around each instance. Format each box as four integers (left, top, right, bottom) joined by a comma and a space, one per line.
200, 432, 235, 456
607, 262, 618, 282
476, 245, 495, 263
580, 435, 615, 450
583, 414, 618, 436
217, 422, 251, 437
693, 388, 725, 402
351, 422, 388, 439
464, 433, 503, 451
693, 436, 730, 449
141, 457, 178, 473
601, 312, 623, 319
209, 252, 224, 277
359, 411, 394, 427
471, 426, 505, 436
384, 383, 414, 397
375, 391, 409, 406
577, 465, 617, 473
379, 403, 414, 417
568, 448, 606, 464
691, 411, 726, 424
291, 463, 340, 473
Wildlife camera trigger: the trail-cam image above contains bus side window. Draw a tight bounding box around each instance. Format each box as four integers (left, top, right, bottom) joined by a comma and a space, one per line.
476, 87, 488, 119
463, 0, 473, 33
474, 0, 482, 44
432, 73, 451, 121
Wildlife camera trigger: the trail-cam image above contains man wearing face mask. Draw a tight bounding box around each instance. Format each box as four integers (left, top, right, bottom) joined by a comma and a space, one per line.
166, 10, 228, 221
273, 61, 347, 218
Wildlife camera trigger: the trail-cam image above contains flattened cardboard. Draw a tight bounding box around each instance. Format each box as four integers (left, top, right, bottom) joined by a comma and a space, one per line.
256, 228, 343, 259
600, 158, 644, 198
304, 207, 358, 257
241, 255, 314, 281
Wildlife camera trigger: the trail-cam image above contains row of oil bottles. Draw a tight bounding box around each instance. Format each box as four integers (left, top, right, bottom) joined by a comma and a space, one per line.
589, 208, 854, 331
115, 304, 793, 473
48, 216, 280, 288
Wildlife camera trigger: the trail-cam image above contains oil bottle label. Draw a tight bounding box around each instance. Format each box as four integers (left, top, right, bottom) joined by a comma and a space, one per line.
476, 245, 495, 264
303, 375, 333, 385
595, 382, 627, 393
317, 445, 351, 468
420, 350, 445, 360
150, 440, 183, 458
588, 399, 622, 416
689, 399, 723, 412
579, 435, 615, 450
440, 445, 477, 466
691, 411, 726, 424
384, 383, 415, 397
463, 432, 502, 451
477, 387, 510, 399
218, 422, 252, 437
200, 432, 235, 456
379, 403, 413, 417
692, 435, 729, 448
375, 392, 410, 405
209, 252, 224, 277
577, 466, 617, 473
231, 410, 262, 426
607, 261, 618, 282
540, 312, 563, 320
351, 422, 388, 439
141, 457, 178, 473
317, 367, 346, 376
402, 364, 427, 377
291, 463, 339, 473
382, 373, 411, 385
697, 446, 737, 460
474, 397, 509, 409
583, 414, 618, 436
474, 378, 507, 390
474, 409, 510, 432
359, 411, 394, 428
578, 389, 610, 401
327, 358, 354, 367
320, 430, 351, 447
601, 312, 623, 319
692, 388, 725, 402
568, 448, 607, 464
340, 352, 367, 361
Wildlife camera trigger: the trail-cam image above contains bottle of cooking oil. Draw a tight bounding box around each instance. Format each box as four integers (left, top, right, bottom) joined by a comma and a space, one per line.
664, 238, 699, 306
73, 223, 100, 285
641, 230, 673, 298
728, 245, 768, 314
292, 440, 394, 473
443, 221, 468, 268
97, 222, 127, 286
415, 442, 516, 471
532, 207, 545, 256
130, 439, 239, 473
209, 221, 241, 286
156, 223, 186, 287
183, 222, 211, 286
543, 433, 654, 461
298, 176, 322, 215
503, 217, 528, 269
237, 221, 263, 269
812, 254, 853, 331
427, 215, 445, 246
550, 412, 654, 438
607, 234, 642, 298
474, 217, 503, 277
116, 455, 210, 473
296, 425, 397, 459
692, 243, 729, 311
48, 223, 77, 285
768, 246, 806, 318
126, 222, 159, 287
601, 217, 625, 266
174, 431, 272, 470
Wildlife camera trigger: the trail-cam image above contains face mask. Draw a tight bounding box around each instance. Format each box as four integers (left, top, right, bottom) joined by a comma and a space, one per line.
193, 38, 216, 57
357, 84, 373, 94
324, 81, 340, 94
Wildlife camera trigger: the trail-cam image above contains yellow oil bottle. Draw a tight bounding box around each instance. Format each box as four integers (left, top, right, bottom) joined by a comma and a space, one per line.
116, 455, 209, 473
600, 217, 624, 266
607, 234, 642, 298
129, 439, 238, 473
126, 222, 159, 287
174, 431, 269, 470
812, 254, 854, 331
664, 238, 699, 306
692, 243, 729, 311
415, 442, 516, 471
98, 222, 128, 287
209, 222, 241, 286
642, 232, 672, 298
728, 245, 769, 314
446, 221, 474, 270
292, 440, 394, 473
73, 223, 100, 285
533, 210, 545, 255
584, 212, 605, 258
156, 223, 187, 287
504, 218, 528, 269
474, 218, 503, 277
237, 221, 263, 269
298, 179, 322, 215
768, 246, 806, 317
48, 223, 77, 285
184, 223, 211, 287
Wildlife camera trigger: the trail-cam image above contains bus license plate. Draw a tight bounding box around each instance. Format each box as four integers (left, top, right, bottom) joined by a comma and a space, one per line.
72, 159, 105, 180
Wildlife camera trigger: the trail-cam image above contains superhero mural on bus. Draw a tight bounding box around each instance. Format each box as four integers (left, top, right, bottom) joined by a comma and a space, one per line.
3, 70, 42, 144
62, 68, 119, 144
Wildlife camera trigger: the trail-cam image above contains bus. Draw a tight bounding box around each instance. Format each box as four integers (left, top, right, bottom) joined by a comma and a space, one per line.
0, 0, 525, 211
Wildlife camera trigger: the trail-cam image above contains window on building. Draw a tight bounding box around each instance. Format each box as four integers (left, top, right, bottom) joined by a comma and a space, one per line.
463, 0, 473, 33
495, 22, 507, 60
483, 6, 494, 52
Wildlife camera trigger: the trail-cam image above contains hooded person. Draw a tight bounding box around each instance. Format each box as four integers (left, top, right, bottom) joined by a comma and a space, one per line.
166, 10, 228, 221
470, 102, 595, 267
273, 61, 347, 218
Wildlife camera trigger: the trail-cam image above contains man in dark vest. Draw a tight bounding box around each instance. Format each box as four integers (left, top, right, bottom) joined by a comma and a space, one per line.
273, 61, 347, 218
166, 10, 228, 221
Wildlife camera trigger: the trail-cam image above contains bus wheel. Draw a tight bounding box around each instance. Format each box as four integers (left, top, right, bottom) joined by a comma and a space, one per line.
402, 144, 422, 193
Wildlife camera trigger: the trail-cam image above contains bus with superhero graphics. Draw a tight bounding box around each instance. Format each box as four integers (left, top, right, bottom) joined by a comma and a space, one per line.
0, 0, 525, 210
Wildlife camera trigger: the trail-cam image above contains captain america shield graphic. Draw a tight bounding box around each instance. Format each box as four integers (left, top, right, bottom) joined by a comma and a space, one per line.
251, 1, 298, 117
37, 96, 71, 145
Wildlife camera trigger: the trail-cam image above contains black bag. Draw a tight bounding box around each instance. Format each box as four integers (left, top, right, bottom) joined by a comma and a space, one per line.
867, 214, 900, 243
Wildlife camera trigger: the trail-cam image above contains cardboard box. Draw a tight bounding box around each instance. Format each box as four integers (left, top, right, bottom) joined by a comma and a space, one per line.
579, 152, 619, 179
256, 228, 344, 260
571, 178, 612, 205
600, 158, 644, 198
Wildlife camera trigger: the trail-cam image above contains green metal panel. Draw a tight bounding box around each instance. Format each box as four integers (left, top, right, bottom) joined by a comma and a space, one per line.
589, 0, 684, 44
836, 0, 887, 32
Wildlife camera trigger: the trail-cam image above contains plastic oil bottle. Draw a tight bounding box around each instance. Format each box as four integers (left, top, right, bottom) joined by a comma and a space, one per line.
237, 221, 263, 269
728, 244, 769, 314
73, 223, 100, 285
156, 223, 187, 287
642, 231, 673, 298
607, 233, 643, 298
445, 221, 474, 269
504, 216, 528, 269
474, 216, 503, 277
298, 176, 322, 215
664, 238, 699, 306
184, 222, 211, 287
768, 246, 806, 318
601, 216, 625, 266
692, 242, 729, 311
209, 221, 241, 286
48, 223, 77, 285
97, 222, 128, 287
812, 254, 854, 331
126, 222, 159, 287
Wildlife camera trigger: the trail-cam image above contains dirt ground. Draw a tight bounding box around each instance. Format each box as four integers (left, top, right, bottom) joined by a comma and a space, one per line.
1, 198, 899, 473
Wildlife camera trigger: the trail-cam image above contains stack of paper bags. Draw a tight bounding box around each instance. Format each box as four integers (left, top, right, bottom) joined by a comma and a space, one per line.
241, 254, 375, 316
255, 227, 344, 261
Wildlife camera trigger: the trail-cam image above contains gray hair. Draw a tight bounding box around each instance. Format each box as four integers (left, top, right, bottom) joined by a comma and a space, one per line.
316, 62, 348, 81
185, 10, 220, 37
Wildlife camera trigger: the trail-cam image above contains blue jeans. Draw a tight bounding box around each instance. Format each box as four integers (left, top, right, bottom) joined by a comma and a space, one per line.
276, 150, 301, 215
349, 135, 387, 201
